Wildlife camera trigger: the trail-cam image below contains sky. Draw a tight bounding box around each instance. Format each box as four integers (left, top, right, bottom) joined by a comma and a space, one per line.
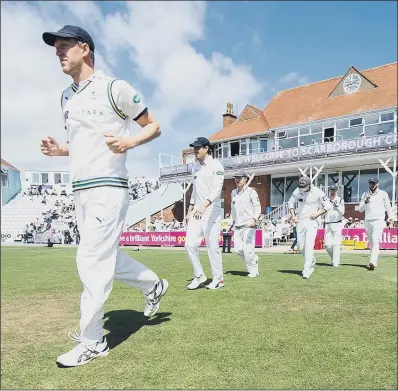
1, 1, 397, 178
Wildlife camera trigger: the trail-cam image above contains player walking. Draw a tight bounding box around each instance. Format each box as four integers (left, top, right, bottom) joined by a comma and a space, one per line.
288, 176, 331, 279
229, 171, 262, 277
358, 177, 394, 270
40, 25, 168, 367
324, 184, 345, 267
185, 137, 225, 290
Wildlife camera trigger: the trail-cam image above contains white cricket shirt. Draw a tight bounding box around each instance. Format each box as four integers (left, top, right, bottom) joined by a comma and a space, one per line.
190, 155, 224, 212
288, 186, 331, 221
61, 70, 147, 191
231, 187, 261, 228
325, 195, 345, 223
358, 189, 393, 221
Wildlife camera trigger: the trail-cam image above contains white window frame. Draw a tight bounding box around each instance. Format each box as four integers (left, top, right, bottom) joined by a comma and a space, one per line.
54, 172, 62, 184
32, 172, 40, 184
229, 140, 240, 157
1, 169, 9, 187
215, 143, 222, 158
41, 172, 49, 184
299, 126, 310, 136
322, 123, 336, 143
240, 138, 248, 156
62, 173, 70, 184
379, 111, 394, 123
259, 137, 268, 153
349, 117, 363, 127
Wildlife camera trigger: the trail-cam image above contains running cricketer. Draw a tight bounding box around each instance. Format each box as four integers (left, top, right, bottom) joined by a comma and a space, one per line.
288, 176, 331, 279
358, 177, 394, 270
324, 184, 345, 267
185, 137, 225, 290
40, 25, 168, 367
229, 171, 262, 277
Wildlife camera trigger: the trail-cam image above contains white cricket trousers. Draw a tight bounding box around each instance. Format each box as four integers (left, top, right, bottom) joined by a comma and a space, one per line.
364, 219, 385, 265
185, 209, 223, 281
234, 227, 259, 275
74, 187, 159, 345
324, 222, 343, 266
296, 220, 318, 277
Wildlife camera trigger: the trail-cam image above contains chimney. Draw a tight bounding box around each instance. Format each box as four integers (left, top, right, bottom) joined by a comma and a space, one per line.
222, 101, 237, 128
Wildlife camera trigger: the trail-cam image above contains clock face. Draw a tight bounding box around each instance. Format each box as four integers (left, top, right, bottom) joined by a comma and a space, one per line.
343, 74, 361, 94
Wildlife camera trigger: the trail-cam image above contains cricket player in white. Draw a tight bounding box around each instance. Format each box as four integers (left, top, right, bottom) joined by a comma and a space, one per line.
229, 171, 262, 277
358, 177, 394, 270
288, 177, 331, 279
40, 25, 168, 367
324, 184, 345, 267
185, 137, 225, 290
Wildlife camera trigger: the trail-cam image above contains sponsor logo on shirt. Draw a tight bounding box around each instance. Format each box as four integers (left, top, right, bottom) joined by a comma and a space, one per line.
66, 109, 104, 117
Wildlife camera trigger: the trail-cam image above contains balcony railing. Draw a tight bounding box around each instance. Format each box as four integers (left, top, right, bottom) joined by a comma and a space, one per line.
159, 133, 397, 178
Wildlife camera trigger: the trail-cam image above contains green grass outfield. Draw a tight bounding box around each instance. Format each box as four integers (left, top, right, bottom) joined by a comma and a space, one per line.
1, 246, 397, 390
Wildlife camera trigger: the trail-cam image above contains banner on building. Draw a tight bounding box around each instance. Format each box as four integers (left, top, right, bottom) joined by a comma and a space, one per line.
220, 134, 398, 168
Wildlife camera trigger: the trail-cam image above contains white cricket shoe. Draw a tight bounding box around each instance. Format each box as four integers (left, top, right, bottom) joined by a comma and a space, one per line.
247, 273, 259, 278
144, 279, 169, 318
187, 274, 207, 290
205, 279, 225, 290
302, 269, 314, 279
56, 332, 109, 367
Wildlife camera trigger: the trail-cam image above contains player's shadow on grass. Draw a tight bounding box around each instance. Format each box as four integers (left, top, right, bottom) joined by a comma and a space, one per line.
103, 310, 172, 349
225, 270, 249, 277
277, 269, 302, 276
341, 263, 369, 269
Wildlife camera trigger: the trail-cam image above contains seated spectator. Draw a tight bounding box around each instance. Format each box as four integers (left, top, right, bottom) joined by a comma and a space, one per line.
352, 218, 364, 228
344, 217, 354, 228
273, 220, 283, 244
171, 218, 181, 231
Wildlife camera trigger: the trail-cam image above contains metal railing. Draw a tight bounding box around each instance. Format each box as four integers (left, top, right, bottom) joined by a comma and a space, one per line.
261, 202, 290, 223
159, 134, 397, 178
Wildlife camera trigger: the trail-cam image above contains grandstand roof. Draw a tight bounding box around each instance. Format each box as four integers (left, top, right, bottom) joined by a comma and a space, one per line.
209, 62, 397, 142
1, 159, 20, 172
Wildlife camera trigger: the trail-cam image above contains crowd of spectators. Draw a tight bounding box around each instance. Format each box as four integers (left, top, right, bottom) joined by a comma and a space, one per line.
259, 211, 397, 249
19, 177, 160, 244
127, 217, 186, 232
128, 177, 160, 202
18, 179, 397, 246
21, 190, 79, 245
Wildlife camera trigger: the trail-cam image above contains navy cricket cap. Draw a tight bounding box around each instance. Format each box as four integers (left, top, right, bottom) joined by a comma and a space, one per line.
298, 176, 311, 188
368, 177, 379, 184
189, 137, 211, 148
233, 170, 250, 179
42, 25, 95, 52
329, 184, 338, 191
